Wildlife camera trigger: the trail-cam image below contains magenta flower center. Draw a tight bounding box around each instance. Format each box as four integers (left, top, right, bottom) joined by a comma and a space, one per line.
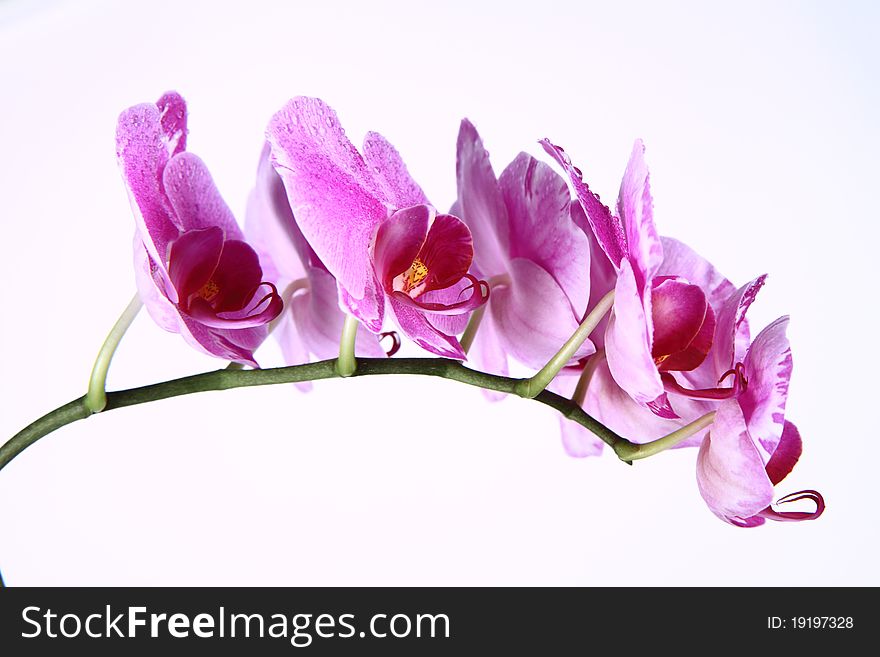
167, 226, 283, 329
374, 205, 489, 317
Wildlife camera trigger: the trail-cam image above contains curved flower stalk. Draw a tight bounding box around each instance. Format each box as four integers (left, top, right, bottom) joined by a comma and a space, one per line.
0, 93, 824, 579
453, 121, 596, 377
245, 143, 387, 377
266, 98, 489, 359
543, 139, 732, 419
117, 92, 282, 366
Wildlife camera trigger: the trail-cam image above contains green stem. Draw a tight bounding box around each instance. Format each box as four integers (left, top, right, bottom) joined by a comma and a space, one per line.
335, 314, 359, 377
572, 349, 604, 406
84, 294, 143, 414
1, 358, 635, 474
514, 290, 615, 399
460, 304, 486, 354
612, 411, 716, 462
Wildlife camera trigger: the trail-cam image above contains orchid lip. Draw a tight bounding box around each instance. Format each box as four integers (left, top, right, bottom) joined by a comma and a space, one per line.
187, 281, 284, 328
390, 273, 489, 316
660, 363, 748, 401
756, 489, 825, 523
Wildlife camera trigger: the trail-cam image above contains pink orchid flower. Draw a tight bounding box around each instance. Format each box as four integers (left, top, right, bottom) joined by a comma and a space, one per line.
266, 98, 488, 359
559, 270, 760, 456
245, 143, 387, 371
696, 314, 824, 527
543, 139, 728, 418
680, 279, 825, 526
117, 92, 282, 366
561, 271, 824, 526
453, 121, 595, 375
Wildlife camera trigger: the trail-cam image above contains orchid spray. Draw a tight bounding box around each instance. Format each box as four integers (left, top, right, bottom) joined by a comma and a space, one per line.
0, 92, 823, 585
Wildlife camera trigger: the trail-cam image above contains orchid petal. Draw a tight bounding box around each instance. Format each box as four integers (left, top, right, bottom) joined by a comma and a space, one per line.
291, 267, 385, 360
656, 237, 735, 311
658, 303, 716, 373
650, 277, 708, 363
712, 274, 767, 375
244, 142, 310, 286
156, 91, 187, 156
133, 234, 180, 333
499, 153, 591, 317
339, 280, 385, 334
572, 202, 617, 349
583, 360, 707, 445
389, 274, 487, 316
455, 119, 510, 278
421, 278, 474, 336
696, 400, 774, 525
604, 259, 664, 405
765, 420, 803, 486
417, 213, 474, 292
466, 303, 509, 399
221, 284, 284, 324
729, 516, 767, 528
655, 237, 737, 390
540, 139, 626, 268
188, 289, 283, 330
163, 152, 243, 240
267, 97, 387, 307
740, 316, 793, 457
388, 298, 465, 359
178, 315, 264, 367
618, 139, 662, 289
490, 258, 592, 370
212, 326, 267, 367
116, 102, 180, 285
373, 204, 431, 287
363, 131, 430, 208
273, 311, 313, 392
559, 418, 606, 458
210, 240, 265, 312
167, 226, 224, 302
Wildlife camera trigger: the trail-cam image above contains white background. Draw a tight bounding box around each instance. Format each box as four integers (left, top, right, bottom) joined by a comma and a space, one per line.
0, 0, 877, 585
